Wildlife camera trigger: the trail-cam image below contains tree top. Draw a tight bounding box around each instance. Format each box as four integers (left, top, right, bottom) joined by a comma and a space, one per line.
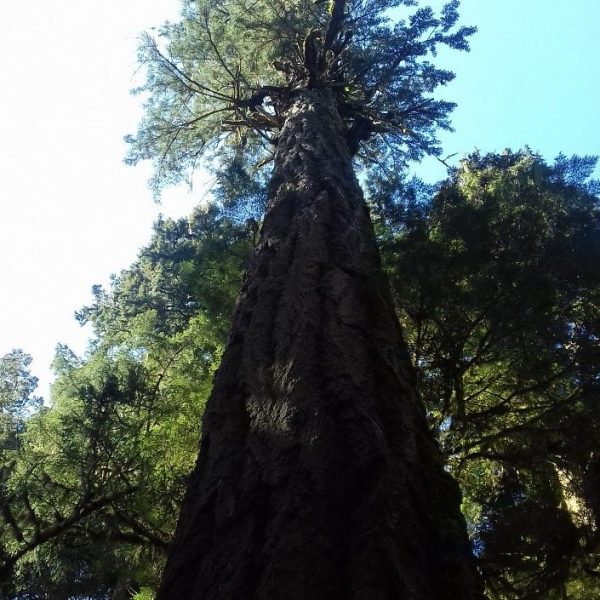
126, 0, 475, 195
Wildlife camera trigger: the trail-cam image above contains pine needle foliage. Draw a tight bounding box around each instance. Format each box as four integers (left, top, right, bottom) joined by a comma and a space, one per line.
125, 0, 475, 195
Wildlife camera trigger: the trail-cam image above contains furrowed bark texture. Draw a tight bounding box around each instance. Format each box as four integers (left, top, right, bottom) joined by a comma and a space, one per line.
158, 89, 482, 600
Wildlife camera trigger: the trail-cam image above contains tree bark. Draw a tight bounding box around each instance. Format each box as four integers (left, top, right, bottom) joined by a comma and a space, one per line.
158, 89, 482, 600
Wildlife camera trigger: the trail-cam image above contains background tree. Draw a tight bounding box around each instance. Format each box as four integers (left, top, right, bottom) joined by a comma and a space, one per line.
0, 203, 253, 598
0, 350, 42, 448
370, 149, 600, 599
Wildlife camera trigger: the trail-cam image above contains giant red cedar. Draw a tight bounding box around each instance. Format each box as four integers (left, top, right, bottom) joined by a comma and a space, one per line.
157, 89, 482, 599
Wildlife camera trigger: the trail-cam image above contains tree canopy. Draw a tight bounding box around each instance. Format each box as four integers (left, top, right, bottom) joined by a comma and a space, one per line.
0, 198, 255, 598
2, 150, 599, 599
126, 0, 475, 194
372, 149, 600, 598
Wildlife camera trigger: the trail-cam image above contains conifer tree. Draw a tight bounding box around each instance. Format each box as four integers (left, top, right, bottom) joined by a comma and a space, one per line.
128, 1, 483, 598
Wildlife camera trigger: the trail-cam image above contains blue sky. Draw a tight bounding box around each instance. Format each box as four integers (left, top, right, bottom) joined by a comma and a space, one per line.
0, 0, 598, 398
417, 0, 600, 180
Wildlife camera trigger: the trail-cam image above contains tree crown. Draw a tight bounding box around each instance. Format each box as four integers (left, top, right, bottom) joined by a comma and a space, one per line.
126, 0, 475, 195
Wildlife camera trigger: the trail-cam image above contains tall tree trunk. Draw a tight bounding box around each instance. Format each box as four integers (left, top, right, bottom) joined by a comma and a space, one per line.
158, 89, 482, 600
